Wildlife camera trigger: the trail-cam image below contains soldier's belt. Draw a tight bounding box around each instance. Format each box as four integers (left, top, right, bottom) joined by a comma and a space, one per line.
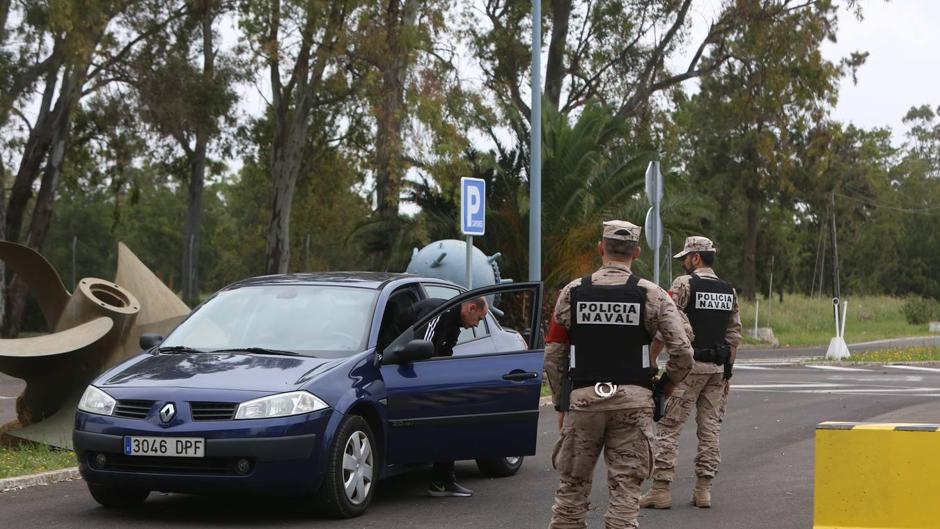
572, 379, 653, 392
693, 346, 731, 365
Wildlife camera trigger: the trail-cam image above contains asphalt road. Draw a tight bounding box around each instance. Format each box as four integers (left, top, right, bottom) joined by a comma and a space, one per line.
2, 361, 940, 528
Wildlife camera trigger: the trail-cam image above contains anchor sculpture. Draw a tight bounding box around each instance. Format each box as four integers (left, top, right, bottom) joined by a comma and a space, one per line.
0, 241, 190, 448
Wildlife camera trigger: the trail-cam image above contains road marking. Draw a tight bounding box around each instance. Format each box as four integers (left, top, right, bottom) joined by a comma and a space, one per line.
734, 365, 774, 370
733, 383, 848, 389
805, 365, 871, 372
0, 396, 13, 400
738, 362, 794, 367
886, 365, 940, 373
807, 388, 940, 393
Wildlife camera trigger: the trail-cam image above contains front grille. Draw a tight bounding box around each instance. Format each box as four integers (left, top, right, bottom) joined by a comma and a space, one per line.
113, 400, 155, 419
90, 453, 250, 475
190, 402, 237, 421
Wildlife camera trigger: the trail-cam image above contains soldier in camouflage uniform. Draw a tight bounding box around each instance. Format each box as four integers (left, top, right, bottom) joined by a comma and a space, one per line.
640, 236, 742, 509
545, 220, 694, 529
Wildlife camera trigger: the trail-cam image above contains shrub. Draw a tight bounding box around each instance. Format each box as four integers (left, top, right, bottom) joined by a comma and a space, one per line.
901, 297, 940, 325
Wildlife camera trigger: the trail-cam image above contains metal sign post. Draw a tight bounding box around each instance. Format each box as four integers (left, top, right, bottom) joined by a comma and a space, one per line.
644, 161, 664, 286
461, 177, 486, 289
528, 0, 542, 283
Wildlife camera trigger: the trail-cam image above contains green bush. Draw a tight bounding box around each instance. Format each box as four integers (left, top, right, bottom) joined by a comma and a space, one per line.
901, 297, 940, 325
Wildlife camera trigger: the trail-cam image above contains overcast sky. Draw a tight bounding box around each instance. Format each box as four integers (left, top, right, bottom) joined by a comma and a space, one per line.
822, 0, 939, 143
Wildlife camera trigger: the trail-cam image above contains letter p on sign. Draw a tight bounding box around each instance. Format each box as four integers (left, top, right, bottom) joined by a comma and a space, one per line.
461, 177, 486, 236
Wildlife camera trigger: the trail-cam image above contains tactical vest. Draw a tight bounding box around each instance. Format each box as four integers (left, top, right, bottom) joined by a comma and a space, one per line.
568, 274, 655, 386
685, 273, 735, 364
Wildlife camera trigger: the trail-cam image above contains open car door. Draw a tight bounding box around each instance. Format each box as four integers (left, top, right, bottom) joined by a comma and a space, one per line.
379, 282, 543, 465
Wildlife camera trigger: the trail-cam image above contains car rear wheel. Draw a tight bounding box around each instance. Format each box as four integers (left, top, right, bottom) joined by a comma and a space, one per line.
315, 415, 377, 518
475, 456, 524, 477
87, 483, 150, 508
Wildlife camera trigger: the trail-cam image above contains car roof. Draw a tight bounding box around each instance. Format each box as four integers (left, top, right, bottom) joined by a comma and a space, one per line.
222, 272, 459, 291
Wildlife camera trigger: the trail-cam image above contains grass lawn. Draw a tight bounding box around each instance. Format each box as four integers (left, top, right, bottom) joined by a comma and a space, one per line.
739, 295, 931, 348
813, 346, 940, 363
0, 443, 76, 479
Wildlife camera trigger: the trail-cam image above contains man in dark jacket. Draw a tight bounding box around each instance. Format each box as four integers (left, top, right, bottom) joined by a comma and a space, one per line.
409, 296, 488, 497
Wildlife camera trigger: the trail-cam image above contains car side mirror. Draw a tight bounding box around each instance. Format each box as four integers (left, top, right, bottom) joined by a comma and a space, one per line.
383, 339, 434, 365
140, 333, 164, 350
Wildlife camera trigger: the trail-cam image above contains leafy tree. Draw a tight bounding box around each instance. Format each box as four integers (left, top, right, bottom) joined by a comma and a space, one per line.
675, 0, 853, 299
124, 0, 241, 303
239, 0, 360, 274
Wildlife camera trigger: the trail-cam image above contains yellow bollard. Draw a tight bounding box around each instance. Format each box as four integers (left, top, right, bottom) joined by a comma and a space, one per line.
814, 422, 940, 529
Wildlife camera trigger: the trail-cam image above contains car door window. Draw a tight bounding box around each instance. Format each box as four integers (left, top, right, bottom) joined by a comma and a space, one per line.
423, 284, 460, 300
384, 282, 542, 360
376, 287, 420, 352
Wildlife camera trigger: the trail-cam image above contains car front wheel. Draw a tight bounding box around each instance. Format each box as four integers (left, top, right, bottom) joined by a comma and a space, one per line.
315, 415, 377, 518
87, 483, 150, 508
475, 456, 524, 478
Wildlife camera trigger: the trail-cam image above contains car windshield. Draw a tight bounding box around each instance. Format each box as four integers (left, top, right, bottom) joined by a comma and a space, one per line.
161, 284, 377, 358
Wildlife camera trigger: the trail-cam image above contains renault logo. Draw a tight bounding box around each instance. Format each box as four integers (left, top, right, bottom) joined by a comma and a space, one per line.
159, 403, 176, 423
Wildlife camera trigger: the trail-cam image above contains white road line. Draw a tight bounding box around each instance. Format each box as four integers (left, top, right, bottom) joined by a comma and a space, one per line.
734, 365, 774, 370
887, 365, 940, 373
735, 389, 940, 397
733, 383, 848, 389
0, 396, 13, 400
809, 388, 940, 393
805, 365, 871, 372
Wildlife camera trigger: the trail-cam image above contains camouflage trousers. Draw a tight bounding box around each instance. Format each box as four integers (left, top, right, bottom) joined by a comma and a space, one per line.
549, 407, 654, 529
651, 372, 726, 482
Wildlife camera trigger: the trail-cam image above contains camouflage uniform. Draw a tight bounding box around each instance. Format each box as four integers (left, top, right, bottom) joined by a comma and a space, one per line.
649, 239, 742, 489
545, 220, 694, 529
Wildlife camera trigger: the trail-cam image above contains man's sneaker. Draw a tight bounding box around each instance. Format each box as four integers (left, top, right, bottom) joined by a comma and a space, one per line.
428, 480, 473, 497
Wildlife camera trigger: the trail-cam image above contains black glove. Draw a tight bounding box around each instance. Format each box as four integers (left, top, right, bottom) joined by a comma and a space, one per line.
652, 373, 670, 422
723, 362, 733, 380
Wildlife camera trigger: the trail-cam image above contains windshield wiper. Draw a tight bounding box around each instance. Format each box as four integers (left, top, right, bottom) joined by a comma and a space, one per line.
157, 345, 208, 354
209, 347, 302, 357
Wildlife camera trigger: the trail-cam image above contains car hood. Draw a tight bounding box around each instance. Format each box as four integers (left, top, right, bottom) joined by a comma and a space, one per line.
100, 352, 344, 392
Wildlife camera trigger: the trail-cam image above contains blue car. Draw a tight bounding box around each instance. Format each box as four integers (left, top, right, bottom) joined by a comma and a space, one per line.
73, 273, 544, 517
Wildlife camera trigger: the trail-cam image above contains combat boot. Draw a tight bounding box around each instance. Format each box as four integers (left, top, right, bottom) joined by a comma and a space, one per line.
639, 480, 672, 509
692, 476, 712, 508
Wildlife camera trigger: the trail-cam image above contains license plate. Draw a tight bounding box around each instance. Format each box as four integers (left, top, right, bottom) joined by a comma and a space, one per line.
123, 436, 205, 457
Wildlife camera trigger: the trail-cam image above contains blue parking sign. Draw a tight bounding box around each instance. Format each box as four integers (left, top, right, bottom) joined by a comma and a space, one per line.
461, 177, 486, 236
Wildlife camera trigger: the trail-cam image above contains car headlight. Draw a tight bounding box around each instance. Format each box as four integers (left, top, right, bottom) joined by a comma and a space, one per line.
234, 391, 329, 420
77, 385, 116, 416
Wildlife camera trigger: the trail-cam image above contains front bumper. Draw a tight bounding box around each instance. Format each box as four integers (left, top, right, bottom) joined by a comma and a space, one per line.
74, 410, 333, 496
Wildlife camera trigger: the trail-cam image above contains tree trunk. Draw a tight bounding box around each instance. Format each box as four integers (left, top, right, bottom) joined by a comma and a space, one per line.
265, 100, 308, 275
263, 0, 347, 274
181, 143, 206, 303
2, 125, 68, 338
5, 64, 61, 243
544, 0, 571, 109
0, 164, 6, 326
743, 187, 760, 301
181, 5, 215, 303
374, 0, 419, 220
3, 31, 97, 336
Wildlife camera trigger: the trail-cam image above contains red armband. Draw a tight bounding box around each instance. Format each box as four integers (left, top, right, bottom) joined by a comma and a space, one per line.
546, 315, 570, 344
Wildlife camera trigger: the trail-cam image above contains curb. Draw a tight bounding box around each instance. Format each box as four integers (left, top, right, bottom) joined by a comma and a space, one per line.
0, 467, 81, 493
539, 395, 553, 407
